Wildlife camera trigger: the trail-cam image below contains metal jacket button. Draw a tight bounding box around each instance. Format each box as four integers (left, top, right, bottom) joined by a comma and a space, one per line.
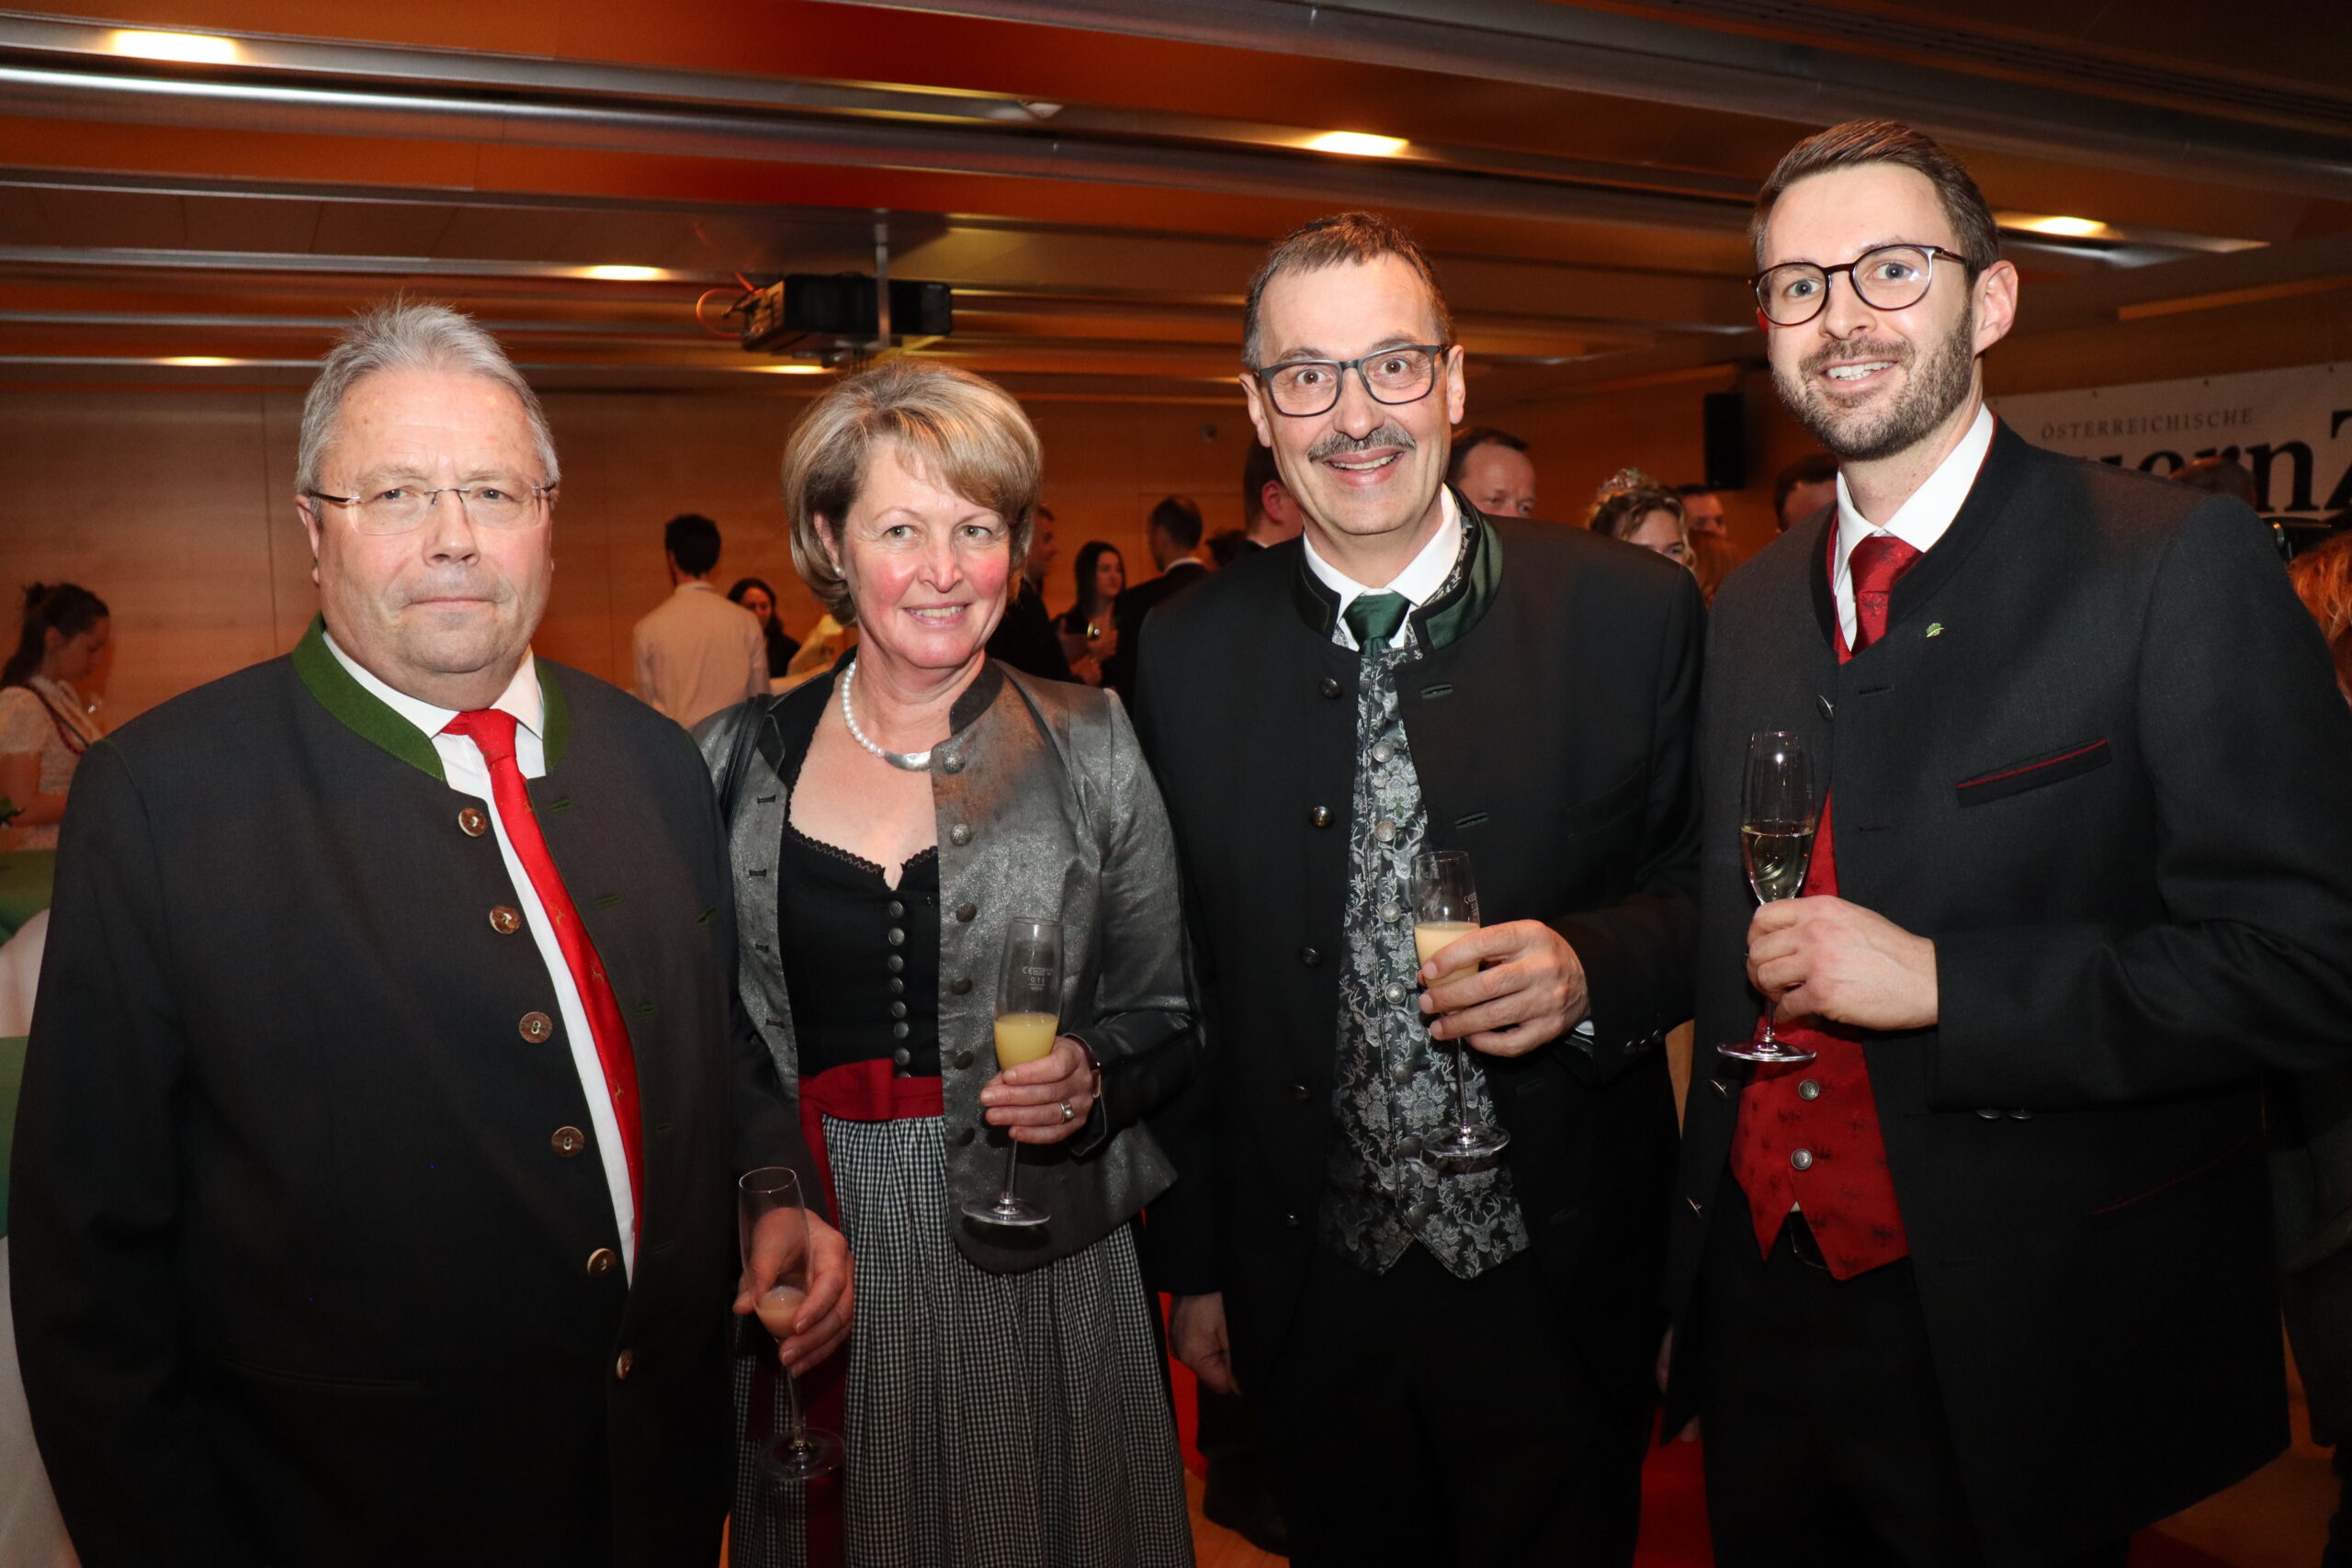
949, 823, 972, 846
1298, 946, 1322, 966
489, 905, 522, 935
1289, 1082, 1309, 1101
614, 1349, 635, 1380
892, 1022, 910, 1041
1791, 1149, 1815, 1171
1374, 820, 1396, 843
1282, 1212, 1302, 1228
941, 752, 965, 773
955, 902, 977, 923
887, 926, 906, 947
550, 1126, 587, 1157
892, 1045, 911, 1065
888, 955, 906, 974
888, 900, 906, 919
458, 807, 489, 838
519, 1011, 554, 1043
889, 1000, 909, 1020
1797, 1079, 1822, 1101
888, 977, 905, 996
949, 976, 972, 995
954, 1049, 975, 1069
1309, 806, 1332, 829
586, 1247, 618, 1278
1318, 677, 1341, 699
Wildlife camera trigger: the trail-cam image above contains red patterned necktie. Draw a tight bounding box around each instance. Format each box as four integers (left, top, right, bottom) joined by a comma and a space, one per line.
1849, 534, 1923, 651
441, 707, 644, 1224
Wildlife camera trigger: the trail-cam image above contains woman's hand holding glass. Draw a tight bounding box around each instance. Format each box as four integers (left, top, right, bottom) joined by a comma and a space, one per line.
978, 1036, 1099, 1144
732, 1200, 857, 1377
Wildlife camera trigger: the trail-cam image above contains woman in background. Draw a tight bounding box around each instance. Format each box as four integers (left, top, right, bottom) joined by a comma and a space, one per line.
1586, 469, 1690, 569
1055, 540, 1124, 685
0, 583, 108, 849
729, 574, 803, 680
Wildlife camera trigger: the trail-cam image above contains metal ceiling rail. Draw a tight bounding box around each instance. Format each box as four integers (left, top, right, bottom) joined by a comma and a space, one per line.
0, 61, 1751, 231
813, 0, 2352, 202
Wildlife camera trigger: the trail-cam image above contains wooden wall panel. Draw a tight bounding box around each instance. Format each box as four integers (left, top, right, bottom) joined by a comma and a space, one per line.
0, 385, 1264, 724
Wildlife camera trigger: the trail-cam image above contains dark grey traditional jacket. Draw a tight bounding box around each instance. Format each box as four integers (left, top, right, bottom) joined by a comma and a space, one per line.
697, 660, 1200, 1273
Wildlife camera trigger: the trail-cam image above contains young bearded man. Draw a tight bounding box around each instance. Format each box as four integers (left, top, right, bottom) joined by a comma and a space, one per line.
1662, 120, 2352, 1568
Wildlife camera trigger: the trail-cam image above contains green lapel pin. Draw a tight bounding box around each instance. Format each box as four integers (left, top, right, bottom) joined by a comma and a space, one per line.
1926, 622, 1944, 637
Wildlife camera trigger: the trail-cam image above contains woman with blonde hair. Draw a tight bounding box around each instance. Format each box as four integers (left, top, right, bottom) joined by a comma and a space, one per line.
1586, 468, 1690, 568
699, 358, 1198, 1568
2290, 530, 2352, 703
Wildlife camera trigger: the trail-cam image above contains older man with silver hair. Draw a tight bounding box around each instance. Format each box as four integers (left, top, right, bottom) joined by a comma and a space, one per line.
9, 300, 851, 1568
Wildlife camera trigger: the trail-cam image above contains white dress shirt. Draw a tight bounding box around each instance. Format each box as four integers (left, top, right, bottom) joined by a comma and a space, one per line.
1831, 403, 1995, 649
631, 580, 767, 729
1305, 488, 1465, 650
324, 634, 637, 1278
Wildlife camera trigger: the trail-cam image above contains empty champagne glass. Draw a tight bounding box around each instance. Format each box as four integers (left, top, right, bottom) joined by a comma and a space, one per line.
962, 917, 1062, 1231
1719, 728, 1821, 1066
738, 1166, 843, 1483
1411, 851, 1512, 1170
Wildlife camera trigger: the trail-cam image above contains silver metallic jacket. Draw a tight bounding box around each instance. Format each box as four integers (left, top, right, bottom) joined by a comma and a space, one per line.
698, 661, 1200, 1273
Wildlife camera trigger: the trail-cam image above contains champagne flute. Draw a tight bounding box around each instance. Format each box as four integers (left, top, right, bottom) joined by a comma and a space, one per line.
1719, 728, 1821, 1066
961, 917, 1062, 1231
738, 1167, 843, 1483
1411, 851, 1512, 1171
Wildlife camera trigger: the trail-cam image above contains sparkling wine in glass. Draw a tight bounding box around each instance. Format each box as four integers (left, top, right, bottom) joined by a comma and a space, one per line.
1719, 728, 1821, 1066
738, 1166, 843, 1483
1411, 851, 1512, 1171
962, 917, 1062, 1231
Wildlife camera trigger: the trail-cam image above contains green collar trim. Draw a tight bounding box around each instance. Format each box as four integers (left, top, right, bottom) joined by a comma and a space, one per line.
1418, 498, 1502, 652
292, 616, 445, 781
291, 615, 570, 778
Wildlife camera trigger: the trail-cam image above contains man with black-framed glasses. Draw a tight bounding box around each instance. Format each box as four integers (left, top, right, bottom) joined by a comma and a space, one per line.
1662, 119, 2352, 1567
1131, 210, 1703, 1566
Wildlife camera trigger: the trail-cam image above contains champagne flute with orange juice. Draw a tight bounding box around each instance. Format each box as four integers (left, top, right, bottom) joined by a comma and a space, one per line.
1412, 851, 1512, 1171
738, 1166, 843, 1482
962, 917, 1063, 1231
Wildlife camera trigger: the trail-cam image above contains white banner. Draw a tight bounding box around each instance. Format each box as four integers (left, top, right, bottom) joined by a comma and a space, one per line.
1991, 361, 2352, 515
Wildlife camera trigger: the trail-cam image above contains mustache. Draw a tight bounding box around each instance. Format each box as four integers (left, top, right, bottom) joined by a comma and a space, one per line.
1802, 337, 1914, 378
1306, 423, 1418, 462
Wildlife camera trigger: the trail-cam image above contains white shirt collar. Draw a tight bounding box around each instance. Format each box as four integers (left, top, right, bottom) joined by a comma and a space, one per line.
676, 579, 718, 596
322, 629, 544, 742
1303, 488, 1464, 649
1834, 402, 1995, 584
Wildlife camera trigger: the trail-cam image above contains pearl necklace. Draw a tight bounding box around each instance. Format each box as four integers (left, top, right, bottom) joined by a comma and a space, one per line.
840, 658, 934, 772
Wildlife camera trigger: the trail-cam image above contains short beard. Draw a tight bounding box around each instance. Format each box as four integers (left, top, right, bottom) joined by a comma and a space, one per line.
1778, 305, 1976, 464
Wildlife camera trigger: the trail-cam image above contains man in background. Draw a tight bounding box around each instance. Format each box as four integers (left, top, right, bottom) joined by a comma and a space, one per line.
2175, 453, 2261, 511
12, 302, 851, 1568
1771, 451, 1838, 534
631, 512, 765, 727
985, 502, 1073, 680
1450, 425, 1538, 517
1102, 493, 1208, 700
1243, 440, 1308, 549
1677, 483, 1728, 537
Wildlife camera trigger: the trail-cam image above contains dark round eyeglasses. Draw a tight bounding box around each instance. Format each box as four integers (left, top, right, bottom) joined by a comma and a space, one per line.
1751, 244, 1972, 328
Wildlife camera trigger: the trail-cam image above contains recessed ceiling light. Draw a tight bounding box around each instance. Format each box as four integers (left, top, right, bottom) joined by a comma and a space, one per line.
2005, 214, 2109, 239
580, 265, 665, 281
1306, 131, 1408, 158
162, 355, 237, 367
750, 363, 830, 375
108, 29, 242, 64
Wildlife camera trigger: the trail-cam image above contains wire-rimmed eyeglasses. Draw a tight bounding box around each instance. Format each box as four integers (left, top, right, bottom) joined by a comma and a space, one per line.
1751, 244, 1972, 328
1250, 344, 1450, 418
303, 479, 557, 536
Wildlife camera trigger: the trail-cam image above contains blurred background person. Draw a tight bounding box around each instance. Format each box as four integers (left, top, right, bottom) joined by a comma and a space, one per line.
1057, 540, 1125, 686
2291, 530, 2352, 702
632, 511, 764, 727
2177, 453, 2262, 511
729, 575, 802, 682
704, 358, 1198, 1568
1773, 450, 1839, 534
1587, 468, 1691, 567
1449, 425, 1537, 517
1677, 482, 1728, 537
0, 581, 108, 850
1242, 441, 1307, 549
1687, 529, 1736, 606
1103, 495, 1207, 700
986, 501, 1074, 680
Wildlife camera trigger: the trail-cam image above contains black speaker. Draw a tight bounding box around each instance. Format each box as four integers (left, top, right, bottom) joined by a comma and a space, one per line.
782, 275, 953, 338
1702, 390, 1747, 491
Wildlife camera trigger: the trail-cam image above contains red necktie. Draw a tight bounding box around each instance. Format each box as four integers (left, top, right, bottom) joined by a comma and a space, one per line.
442, 707, 644, 1225
1849, 534, 1922, 651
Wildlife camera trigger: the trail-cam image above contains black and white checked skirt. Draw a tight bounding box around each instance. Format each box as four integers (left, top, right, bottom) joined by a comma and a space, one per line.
730, 1113, 1194, 1568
